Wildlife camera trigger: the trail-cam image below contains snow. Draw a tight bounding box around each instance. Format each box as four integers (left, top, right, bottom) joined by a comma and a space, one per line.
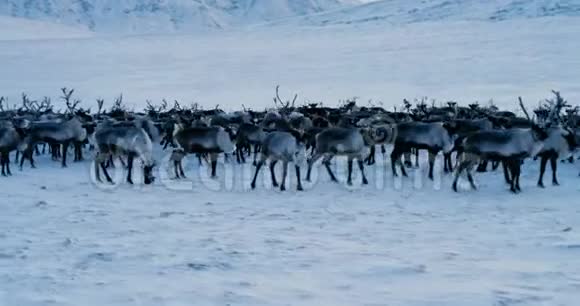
0, 0, 360, 33
1, 149, 580, 305
290, 0, 580, 26
0, 15, 92, 40
2, 1, 580, 304
0, 17, 579, 111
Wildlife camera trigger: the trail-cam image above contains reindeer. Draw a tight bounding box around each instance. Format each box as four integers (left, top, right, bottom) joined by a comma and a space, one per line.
172, 124, 235, 178
390, 122, 456, 180
448, 118, 494, 172
536, 126, 577, 187
532, 92, 578, 187
452, 125, 548, 193
0, 122, 25, 176
250, 130, 305, 191
306, 126, 392, 185
93, 118, 158, 185
20, 116, 87, 168
234, 123, 266, 165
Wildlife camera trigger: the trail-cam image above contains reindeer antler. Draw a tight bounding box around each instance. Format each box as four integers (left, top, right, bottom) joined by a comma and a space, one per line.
273, 85, 298, 114
545, 90, 569, 125
518, 96, 531, 121
60, 87, 80, 114
96, 98, 104, 115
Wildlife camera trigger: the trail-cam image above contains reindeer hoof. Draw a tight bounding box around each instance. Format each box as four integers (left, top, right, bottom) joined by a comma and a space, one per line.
347, 181, 353, 186
362, 179, 368, 185
250, 183, 256, 189
553, 181, 560, 186
452, 183, 458, 192
280, 185, 286, 191
538, 182, 545, 188
297, 186, 304, 191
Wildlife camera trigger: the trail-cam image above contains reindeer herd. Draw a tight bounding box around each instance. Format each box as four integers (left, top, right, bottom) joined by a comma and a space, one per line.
1, 87, 579, 194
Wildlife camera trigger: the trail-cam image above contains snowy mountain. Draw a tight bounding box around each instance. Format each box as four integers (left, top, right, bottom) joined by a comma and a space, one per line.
292, 0, 580, 26
0, 15, 92, 40
0, 0, 360, 33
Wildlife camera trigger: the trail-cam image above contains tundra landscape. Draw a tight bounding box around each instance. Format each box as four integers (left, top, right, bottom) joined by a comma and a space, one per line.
1, 1, 580, 305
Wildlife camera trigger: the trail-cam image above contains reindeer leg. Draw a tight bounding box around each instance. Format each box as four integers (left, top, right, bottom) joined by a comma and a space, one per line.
466, 166, 477, 190
550, 155, 559, 186
390, 148, 400, 177
443, 152, 453, 173
179, 160, 186, 178
100, 162, 113, 183
515, 161, 522, 192
306, 152, 322, 182
61, 141, 70, 168
502, 160, 511, 184
295, 165, 303, 191
1, 153, 6, 176
537, 155, 548, 188
250, 157, 266, 189
400, 154, 409, 177
403, 152, 412, 167
347, 157, 354, 186
414, 149, 419, 168
452, 160, 468, 192
19, 151, 26, 171
95, 159, 102, 182
366, 145, 375, 165
280, 161, 288, 191
323, 156, 338, 183
5, 153, 11, 176
75, 141, 84, 161
235, 147, 242, 164
428, 150, 437, 180
358, 157, 368, 185
174, 160, 181, 179
126, 154, 134, 184
507, 161, 518, 193
269, 160, 279, 187
253, 145, 259, 166
210, 153, 218, 178
476, 160, 488, 172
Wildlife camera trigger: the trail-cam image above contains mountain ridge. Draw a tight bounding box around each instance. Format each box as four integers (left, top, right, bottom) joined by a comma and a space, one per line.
0, 0, 360, 33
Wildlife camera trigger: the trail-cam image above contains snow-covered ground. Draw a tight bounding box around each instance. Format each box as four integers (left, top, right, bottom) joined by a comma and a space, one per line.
2, 1, 580, 305
1, 150, 580, 305
0, 16, 579, 111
